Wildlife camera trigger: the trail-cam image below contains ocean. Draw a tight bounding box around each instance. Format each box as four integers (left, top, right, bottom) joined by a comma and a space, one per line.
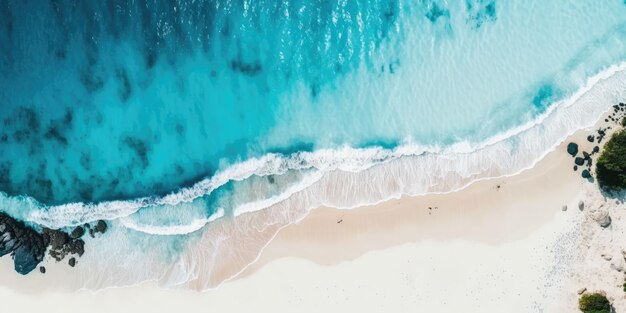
2, 0, 626, 290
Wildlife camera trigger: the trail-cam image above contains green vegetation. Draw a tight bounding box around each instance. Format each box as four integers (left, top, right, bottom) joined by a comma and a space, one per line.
621, 116, 626, 127
579, 293, 611, 313
596, 130, 626, 191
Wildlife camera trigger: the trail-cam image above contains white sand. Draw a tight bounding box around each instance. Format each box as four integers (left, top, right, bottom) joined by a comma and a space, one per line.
1, 115, 625, 312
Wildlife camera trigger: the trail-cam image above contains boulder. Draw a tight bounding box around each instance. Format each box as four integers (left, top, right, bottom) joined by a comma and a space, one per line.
578, 201, 585, 211
94, 220, 108, 234
587, 135, 595, 143
567, 142, 578, 157
575, 157, 585, 166
582, 169, 592, 179
68, 257, 76, 267
562, 205, 568, 212
70, 226, 84, 239
39, 266, 45, 274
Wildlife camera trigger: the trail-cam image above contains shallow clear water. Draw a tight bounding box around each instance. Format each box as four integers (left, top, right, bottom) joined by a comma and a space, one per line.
2, 0, 626, 290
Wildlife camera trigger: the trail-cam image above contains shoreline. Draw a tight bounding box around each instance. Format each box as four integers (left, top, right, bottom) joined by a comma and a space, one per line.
0, 106, 622, 312
0, 62, 623, 291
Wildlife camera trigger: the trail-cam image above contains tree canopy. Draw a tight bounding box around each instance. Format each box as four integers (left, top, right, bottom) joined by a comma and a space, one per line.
596, 131, 626, 191
578, 293, 611, 313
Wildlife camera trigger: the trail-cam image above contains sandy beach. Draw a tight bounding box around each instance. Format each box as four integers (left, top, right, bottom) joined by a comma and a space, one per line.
1, 109, 624, 312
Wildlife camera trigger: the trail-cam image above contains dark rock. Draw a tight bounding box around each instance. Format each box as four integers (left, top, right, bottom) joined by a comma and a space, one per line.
0, 213, 46, 275
94, 220, 108, 234
0, 214, 92, 275
70, 226, 84, 239
574, 165, 578, 171
587, 158, 593, 167
587, 135, 595, 143
42, 228, 68, 250
582, 151, 590, 159
593, 146, 600, 153
68, 239, 85, 257
567, 142, 578, 157
582, 169, 592, 179
574, 157, 585, 166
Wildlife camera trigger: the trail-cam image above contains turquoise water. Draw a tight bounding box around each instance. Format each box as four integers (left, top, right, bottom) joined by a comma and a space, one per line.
2, 0, 626, 290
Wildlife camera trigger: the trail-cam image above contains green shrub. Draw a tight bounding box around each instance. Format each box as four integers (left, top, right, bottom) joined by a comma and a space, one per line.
596, 131, 626, 191
621, 116, 626, 127
579, 293, 611, 313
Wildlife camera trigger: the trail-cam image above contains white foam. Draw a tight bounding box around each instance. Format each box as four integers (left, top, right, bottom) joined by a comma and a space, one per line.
232, 171, 324, 217
118, 208, 225, 236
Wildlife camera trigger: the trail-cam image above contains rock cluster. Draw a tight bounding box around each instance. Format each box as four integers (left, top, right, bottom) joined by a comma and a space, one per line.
567, 103, 626, 180
0, 212, 109, 275
85, 220, 108, 238
0, 213, 47, 275
43, 227, 84, 262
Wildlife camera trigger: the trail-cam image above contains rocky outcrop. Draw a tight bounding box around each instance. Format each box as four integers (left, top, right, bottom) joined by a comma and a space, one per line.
0, 213, 47, 275
44, 227, 85, 262
0, 212, 97, 275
